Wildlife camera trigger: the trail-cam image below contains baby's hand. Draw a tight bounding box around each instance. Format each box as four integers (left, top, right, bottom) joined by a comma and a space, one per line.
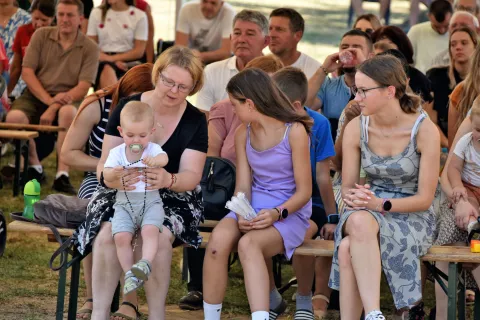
142, 156, 159, 167
452, 186, 468, 204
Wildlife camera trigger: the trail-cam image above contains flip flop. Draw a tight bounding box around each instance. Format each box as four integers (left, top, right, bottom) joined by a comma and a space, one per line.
76, 298, 93, 319
110, 301, 142, 320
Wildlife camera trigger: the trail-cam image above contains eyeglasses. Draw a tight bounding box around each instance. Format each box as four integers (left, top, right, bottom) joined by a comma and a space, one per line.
159, 73, 193, 93
352, 86, 387, 99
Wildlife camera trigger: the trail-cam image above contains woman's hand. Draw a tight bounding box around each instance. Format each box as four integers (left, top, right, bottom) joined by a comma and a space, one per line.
320, 223, 336, 240
251, 209, 280, 229
144, 167, 171, 190
454, 198, 479, 230
238, 216, 253, 233
343, 183, 376, 210
115, 61, 128, 71
104, 167, 142, 190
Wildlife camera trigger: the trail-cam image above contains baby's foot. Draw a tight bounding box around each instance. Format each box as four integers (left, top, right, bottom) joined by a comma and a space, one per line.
123, 271, 144, 295
131, 259, 152, 281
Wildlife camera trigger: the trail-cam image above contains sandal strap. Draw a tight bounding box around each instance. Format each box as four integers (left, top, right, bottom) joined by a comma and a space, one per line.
85, 298, 93, 303
312, 294, 330, 304
121, 301, 141, 316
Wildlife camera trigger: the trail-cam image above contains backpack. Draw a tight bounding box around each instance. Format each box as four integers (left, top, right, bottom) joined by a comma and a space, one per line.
200, 157, 236, 220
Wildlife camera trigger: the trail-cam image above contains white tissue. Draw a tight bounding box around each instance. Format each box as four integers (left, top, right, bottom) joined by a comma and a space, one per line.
225, 192, 257, 221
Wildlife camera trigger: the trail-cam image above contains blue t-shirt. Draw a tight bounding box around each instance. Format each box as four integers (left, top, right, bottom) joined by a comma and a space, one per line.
305, 107, 336, 208
316, 75, 351, 120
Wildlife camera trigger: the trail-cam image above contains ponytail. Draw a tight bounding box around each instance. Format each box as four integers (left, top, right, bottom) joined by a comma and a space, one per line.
399, 92, 421, 114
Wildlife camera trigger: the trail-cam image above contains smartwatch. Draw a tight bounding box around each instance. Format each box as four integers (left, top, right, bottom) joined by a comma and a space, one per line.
327, 214, 340, 224
382, 199, 392, 212
275, 207, 289, 221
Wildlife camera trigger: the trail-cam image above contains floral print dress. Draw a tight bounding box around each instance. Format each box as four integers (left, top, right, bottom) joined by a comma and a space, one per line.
328, 112, 436, 310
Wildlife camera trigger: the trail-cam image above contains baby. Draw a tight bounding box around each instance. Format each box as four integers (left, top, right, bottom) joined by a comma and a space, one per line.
104, 101, 168, 295
448, 99, 480, 234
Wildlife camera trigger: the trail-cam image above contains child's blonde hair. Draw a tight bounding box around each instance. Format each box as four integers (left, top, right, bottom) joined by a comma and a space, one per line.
469, 96, 480, 121
120, 101, 154, 128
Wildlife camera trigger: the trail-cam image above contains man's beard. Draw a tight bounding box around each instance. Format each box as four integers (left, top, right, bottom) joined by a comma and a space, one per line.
342, 67, 356, 74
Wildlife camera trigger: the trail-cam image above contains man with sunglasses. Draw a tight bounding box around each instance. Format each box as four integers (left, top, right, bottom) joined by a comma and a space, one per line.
306, 29, 374, 140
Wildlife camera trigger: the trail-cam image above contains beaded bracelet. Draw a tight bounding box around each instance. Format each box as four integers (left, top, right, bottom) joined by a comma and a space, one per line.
168, 173, 177, 189
320, 65, 329, 76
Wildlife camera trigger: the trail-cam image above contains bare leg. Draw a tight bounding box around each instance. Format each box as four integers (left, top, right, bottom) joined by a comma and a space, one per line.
141, 225, 159, 264
294, 222, 317, 296
338, 236, 363, 318
379, 0, 390, 21
143, 227, 175, 320
114, 232, 134, 273
409, 0, 422, 27
312, 257, 333, 310
57, 104, 76, 173
99, 64, 119, 89
91, 223, 123, 320
238, 227, 284, 312
203, 218, 242, 304
344, 210, 381, 315
77, 253, 93, 318
351, 0, 365, 17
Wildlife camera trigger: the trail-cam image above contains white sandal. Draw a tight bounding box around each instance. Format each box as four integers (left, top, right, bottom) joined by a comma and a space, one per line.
311, 294, 329, 319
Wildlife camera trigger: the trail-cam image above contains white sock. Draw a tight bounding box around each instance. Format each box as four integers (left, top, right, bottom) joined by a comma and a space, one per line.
55, 171, 69, 179
203, 301, 222, 320
31, 165, 43, 173
251, 311, 269, 320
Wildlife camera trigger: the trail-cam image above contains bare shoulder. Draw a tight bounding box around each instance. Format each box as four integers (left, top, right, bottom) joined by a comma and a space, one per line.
234, 123, 247, 142
289, 122, 309, 140
417, 113, 440, 148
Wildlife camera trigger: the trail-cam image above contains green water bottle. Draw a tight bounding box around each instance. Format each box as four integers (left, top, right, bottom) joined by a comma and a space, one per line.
23, 179, 41, 220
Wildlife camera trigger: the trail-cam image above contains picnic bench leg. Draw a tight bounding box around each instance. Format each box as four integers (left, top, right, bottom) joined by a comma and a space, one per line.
67, 257, 81, 320
13, 139, 21, 197
21, 140, 29, 190
56, 261, 67, 320
447, 262, 459, 320
458, 267, 466, 320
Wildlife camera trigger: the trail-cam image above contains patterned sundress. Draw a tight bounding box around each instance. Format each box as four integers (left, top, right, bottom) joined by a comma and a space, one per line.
328, 113, 436, 310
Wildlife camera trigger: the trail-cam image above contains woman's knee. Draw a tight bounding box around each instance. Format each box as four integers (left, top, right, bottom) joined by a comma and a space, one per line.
338, 237, 352, 269
206, 225, 238, 259
58, 104, 77, 125
237, 233, 256, 259
345, 210, 378, 240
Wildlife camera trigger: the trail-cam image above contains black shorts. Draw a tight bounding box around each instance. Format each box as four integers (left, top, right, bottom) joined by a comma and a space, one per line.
310, 205, 328, 239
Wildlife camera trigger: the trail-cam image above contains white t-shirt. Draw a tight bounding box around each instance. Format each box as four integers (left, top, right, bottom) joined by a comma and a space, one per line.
104, 142, 166, 192
87, 6, 148, 53
291, 52, 321, 80
407, 21, 449, 74
196, 56, 238, 111
453, 132, 480, 187
176, 1, 235, 52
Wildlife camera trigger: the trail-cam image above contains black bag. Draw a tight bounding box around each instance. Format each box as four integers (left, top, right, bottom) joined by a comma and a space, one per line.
200, 157, 236, 220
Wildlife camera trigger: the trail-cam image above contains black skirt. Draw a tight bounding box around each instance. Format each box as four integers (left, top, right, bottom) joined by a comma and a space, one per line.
72, 186, 204, 256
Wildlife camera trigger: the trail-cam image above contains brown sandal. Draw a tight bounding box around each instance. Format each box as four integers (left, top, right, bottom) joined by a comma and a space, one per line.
76, 298, 93, 319
312, 294, 329, 319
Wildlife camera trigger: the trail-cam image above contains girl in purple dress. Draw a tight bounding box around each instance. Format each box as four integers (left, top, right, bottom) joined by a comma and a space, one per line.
202, 68, 313, 320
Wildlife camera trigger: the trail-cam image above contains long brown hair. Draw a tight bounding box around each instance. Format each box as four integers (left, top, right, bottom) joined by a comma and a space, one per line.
226, 68, 312, 133
448, 27, 478, 90
357, 55, 421, 114
75, 63, 154, 119
457, 44, 480, 126
100, 0, 135, 22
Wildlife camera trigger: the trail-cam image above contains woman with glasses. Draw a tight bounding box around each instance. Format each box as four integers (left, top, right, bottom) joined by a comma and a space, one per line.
329, 55, 439, 319
72, 46, 208, 320
353, 13, 382, 35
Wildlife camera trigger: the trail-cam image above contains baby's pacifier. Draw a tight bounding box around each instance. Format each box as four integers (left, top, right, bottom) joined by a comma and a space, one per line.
129, 143, 143, 154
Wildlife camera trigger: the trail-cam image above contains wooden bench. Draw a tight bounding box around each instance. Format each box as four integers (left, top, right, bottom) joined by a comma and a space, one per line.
8, 219, 480, 320
0, 130, 39, 196
0, 123, 65, 132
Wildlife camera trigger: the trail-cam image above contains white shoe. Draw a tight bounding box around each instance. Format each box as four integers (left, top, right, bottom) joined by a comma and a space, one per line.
365, 310, 385, 320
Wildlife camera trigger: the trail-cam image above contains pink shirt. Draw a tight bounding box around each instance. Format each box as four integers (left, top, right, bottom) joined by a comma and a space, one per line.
0, 38, 8, 71
208, 98, 242, 164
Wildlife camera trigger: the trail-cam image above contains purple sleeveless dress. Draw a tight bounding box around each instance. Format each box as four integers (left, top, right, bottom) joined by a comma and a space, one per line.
225, 123, 312, 259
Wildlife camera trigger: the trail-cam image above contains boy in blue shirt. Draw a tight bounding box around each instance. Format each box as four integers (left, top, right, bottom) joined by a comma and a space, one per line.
269, 67, 337, 320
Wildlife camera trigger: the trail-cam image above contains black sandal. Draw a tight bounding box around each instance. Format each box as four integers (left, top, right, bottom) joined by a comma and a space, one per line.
110, 301, 142, 320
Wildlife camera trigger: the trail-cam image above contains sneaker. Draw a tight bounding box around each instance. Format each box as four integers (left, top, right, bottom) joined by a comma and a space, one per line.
178, 290, 203, 310
365, 310, 386, 320
52, 174, 75, 194
131, 259, 152, 281
408, 302, 425, 320
1, 165, 17, 180
123, 272, 144, 295
269, 299, 287, 320
27, 167, 46, 184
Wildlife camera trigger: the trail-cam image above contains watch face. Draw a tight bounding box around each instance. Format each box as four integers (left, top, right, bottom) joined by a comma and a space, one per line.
281, 209, 288, 219
383, 200, 392, 211
328, 214, 339, 224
